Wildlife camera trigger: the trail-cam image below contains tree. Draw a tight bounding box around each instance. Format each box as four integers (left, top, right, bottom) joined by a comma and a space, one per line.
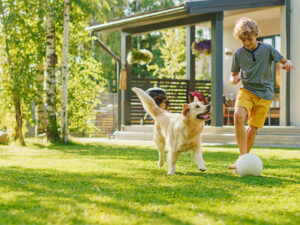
97, 0, 186, 82
0, 0, 40, 145
35, 0, 47, 137
46, 1, 60, 142
61, 0, 70, 143
0, 0, 125, 144
147, 28, 186, 79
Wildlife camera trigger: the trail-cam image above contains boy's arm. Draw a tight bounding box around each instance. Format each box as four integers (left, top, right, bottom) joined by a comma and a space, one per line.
230, 72, 241, 84
280, 58, 295, 72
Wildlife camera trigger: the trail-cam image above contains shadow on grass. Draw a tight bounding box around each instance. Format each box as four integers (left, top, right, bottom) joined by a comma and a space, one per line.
1, 139, 299, 224
0, 166, 234, 225
33, 142, 300, 184
200, 208, 299, 225
33, 142, 158, 162
0, 164, 298, 224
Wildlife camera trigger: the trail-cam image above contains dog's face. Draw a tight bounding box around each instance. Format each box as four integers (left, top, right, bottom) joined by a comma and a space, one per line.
182, 97, 211, 121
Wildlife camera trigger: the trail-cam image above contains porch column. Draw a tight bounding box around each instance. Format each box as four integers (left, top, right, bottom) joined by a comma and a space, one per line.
211, 12, 223, 126
186, 25, 195, 92
285, 0, 291, 126
280, 1, 291, 126
121, 32, 132, 126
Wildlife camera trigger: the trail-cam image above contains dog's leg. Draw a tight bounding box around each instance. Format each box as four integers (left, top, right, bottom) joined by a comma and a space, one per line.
155, 139, 165, 167
168, 150, 179, 175
154, 126, 165, 167
193, 149, 207, 172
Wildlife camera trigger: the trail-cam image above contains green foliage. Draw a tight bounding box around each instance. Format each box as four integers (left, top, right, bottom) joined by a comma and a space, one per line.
0, 0, 114, 138
147, 28, 186, 79
0, 142, 299, 224
96, 0, 186, 81
125, 0, 185, 15
55, 2, 109, 134
0, 0, 43, 137
127, 49, 153, 65
196, 54, 211, 80
56, 56, 105, 134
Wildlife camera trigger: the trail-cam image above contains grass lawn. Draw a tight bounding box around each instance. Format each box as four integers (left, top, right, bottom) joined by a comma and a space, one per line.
0, 140, 299, 225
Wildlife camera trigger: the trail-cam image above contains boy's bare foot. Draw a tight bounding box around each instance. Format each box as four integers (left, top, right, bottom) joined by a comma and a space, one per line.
228, 162, 237, 169
233, 168, 238, 175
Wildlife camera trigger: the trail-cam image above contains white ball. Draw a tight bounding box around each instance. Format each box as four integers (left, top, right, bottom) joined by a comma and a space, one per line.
236, 153, 263, 177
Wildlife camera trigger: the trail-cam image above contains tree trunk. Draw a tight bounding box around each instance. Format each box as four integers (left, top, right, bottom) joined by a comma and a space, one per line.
2, 5, 26, 145
14, 99, 26, 146
35, 62, 46, 137
46, 7, 60, 142
61, 0, 70, 143
35, 2, 46, 138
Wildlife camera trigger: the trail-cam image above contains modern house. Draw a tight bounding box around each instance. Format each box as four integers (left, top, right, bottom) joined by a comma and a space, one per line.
87, 0, 300, 146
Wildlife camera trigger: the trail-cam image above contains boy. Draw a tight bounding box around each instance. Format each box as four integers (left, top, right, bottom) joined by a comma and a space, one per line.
229, 17, 294, 174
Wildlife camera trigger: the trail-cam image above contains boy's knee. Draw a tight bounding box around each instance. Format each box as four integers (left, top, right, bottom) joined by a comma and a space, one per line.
234, 107, 247, 122
248, 126, 258, 135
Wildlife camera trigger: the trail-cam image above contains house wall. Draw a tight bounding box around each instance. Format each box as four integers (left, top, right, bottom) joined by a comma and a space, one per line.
290, 0, 300, 126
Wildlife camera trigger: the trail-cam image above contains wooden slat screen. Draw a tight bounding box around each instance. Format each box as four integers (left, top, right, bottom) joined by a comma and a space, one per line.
71, 92, 118, 137
130, 78, 211, 125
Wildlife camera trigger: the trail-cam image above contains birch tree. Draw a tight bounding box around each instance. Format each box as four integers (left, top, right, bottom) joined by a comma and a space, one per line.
0, 0, 39, 145
35, 1, 47, 137
0, 0, 25, 145
61, 0, 70, 143
46, 3, 60, 142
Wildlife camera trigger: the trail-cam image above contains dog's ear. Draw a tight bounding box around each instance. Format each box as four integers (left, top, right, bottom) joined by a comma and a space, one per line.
193, 96, 200, 102
182, 103, 190, 116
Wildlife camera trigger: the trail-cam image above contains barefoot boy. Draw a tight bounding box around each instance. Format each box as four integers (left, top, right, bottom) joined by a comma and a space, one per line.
229, 17, 294, 174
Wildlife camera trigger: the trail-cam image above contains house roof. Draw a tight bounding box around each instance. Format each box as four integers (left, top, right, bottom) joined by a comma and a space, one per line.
86, 5, 188, 33
87, 0, 284, 34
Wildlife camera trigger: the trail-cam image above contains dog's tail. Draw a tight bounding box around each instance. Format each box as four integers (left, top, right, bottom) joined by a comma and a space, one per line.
132, 87, 163, 118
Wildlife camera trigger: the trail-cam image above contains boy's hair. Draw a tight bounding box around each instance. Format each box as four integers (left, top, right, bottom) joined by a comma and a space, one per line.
233, 17, 259, 40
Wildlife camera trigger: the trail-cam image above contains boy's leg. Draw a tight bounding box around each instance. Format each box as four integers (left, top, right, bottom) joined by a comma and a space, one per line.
234, 106, 248, 155
228, 106, 248, 169
247, 125, 259, 153
246, 96, 272, 152
229, 125, 258, 169
230, 94, 271, 172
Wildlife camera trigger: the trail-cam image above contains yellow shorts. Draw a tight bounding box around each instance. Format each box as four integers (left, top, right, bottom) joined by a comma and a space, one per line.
235, 88, 272, 128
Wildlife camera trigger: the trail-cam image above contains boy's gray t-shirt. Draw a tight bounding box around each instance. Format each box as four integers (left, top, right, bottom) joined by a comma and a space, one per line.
231, 42, 283, 100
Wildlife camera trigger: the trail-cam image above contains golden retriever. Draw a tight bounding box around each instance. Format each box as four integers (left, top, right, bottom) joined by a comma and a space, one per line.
132, 87, 211, 175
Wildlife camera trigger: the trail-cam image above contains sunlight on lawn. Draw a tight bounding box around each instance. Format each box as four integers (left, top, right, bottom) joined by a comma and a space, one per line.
0, 141, 299, 225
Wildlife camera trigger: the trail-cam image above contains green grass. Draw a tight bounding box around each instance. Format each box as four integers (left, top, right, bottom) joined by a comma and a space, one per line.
0, 140, 299, 225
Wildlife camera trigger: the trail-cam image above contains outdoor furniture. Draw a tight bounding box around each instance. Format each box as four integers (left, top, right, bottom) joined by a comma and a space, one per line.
140, 87, 169, 125
188, 92, 210, 104
266, 106, 280, 126
130, 78, 211, 125
223, 94, 236, 125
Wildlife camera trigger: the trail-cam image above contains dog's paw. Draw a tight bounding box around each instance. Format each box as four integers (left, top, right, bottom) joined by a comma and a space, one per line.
198, 165, 207, 172
158, 160, 164, 167
167, 168, 175, 175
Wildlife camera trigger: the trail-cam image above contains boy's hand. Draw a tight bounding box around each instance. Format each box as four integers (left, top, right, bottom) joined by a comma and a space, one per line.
281, 60, 295, 72
230, 72, 241, 84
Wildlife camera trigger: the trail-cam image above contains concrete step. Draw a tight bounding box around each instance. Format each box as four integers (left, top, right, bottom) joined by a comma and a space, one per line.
114, 131, 153, 141
122, 125, 300, 135
122, 125, 154, 133
202, 133, 300, 145
114, 132, 300, 145
114, 125, 300, 147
